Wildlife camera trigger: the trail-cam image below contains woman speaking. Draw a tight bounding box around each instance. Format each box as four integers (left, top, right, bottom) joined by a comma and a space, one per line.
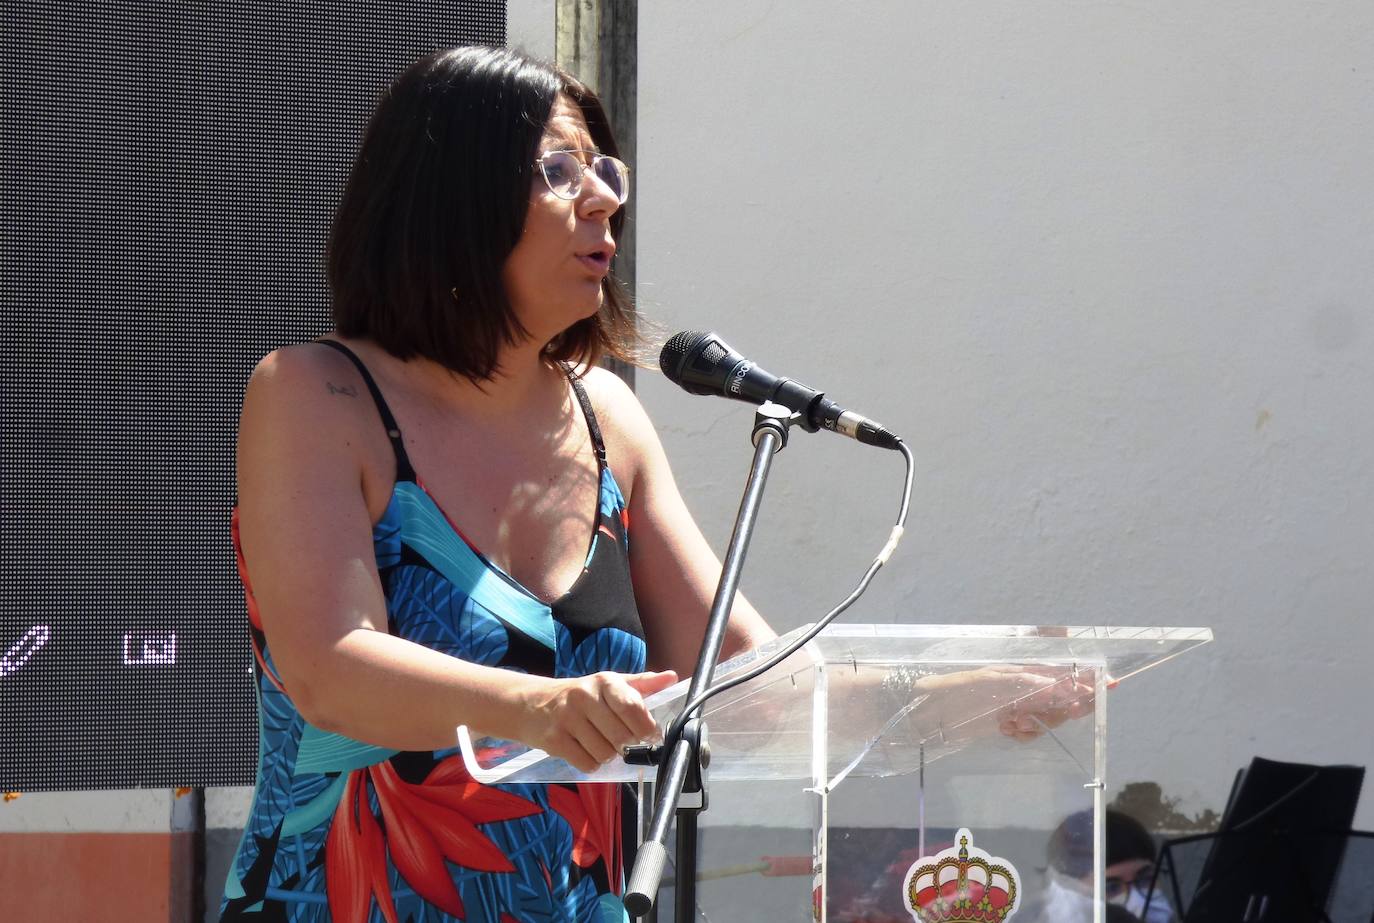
221, 45, 774, 921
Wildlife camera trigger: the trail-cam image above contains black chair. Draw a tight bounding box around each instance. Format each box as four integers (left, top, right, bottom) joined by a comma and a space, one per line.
1147, 757, 1368, 922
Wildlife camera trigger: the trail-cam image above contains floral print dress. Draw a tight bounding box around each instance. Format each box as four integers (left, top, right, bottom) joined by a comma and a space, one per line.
221, 342, 645, 922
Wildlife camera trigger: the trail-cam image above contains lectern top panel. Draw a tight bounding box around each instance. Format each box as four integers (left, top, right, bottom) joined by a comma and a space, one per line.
800, 623, 1212, 683
456, 623, 1211, 784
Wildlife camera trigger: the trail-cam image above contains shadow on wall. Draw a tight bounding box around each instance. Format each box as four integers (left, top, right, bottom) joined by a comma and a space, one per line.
1112, 782, 1220, 834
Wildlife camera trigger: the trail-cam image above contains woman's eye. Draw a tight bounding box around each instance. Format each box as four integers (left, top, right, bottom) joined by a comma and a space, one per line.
543, 158, 574, 185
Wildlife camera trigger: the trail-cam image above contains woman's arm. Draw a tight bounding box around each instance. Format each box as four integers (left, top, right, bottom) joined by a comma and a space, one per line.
584, 368, 778, 678
235, 347, 674, 770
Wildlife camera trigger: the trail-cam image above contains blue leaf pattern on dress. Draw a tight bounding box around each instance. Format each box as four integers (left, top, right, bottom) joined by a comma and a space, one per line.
599, 468, 623, 520
230, 649, 303, 893
597, 893, 631, 923
392, 482, 557, 651
389, 565, 511, 665
373, 493, 403, 570
557, 625, 647, 678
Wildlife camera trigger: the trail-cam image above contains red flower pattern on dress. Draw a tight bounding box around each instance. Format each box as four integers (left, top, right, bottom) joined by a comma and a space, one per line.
547, 783, 623, 895
326, 756, 541, 923
231, 510, 289, 695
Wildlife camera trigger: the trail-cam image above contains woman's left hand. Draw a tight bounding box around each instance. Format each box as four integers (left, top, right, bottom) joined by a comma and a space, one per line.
933, 664, 1096, 742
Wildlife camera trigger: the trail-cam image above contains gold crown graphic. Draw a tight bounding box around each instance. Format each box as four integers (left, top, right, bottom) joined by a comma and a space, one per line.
903, 829, 1021, 923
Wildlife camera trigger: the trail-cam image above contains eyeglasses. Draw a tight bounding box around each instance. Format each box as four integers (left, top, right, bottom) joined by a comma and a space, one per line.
1105, 865, 1156, 903
534, 149, 630, 204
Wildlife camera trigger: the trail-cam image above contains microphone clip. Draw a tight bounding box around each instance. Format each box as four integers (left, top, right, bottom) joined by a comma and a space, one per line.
752, 401, 803, 451
622, 744, 662, 766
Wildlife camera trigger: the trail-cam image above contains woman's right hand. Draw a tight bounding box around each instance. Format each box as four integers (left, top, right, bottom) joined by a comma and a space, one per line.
514, 670, 679, 772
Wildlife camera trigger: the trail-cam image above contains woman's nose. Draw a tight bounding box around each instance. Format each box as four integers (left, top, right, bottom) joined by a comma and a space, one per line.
577, 168, 621, 218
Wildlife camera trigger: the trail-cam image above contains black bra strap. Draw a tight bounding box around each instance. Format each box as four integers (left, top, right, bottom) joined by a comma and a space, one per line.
314, 339, 418, 483
562, 363, 608, 468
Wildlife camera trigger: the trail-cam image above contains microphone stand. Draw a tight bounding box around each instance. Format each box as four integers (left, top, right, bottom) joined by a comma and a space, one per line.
623, 402, 799, 920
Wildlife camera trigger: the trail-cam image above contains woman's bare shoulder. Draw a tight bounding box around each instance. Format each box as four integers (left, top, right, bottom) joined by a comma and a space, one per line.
576, 365, 658, 439
247, 341, 359, 394
574, 364, 661, 488
238, 342, 394, 494
246, 341, 385, 416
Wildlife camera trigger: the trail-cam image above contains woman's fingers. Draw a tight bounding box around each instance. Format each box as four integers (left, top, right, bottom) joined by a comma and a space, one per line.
568, 713, 623, 766
998, 712, 1046, 742
933, 665, 1098, 745
546, 670, 678, 770
609, 671, 676, 741
583, 686, 645, 755
547, 724, 605, 774
624, 670, 679, 699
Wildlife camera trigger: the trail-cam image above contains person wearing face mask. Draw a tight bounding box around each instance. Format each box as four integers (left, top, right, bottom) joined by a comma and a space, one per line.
1029, 808, 1175, 923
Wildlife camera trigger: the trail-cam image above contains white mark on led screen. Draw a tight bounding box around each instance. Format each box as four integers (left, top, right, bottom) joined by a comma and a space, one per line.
123, 631, 177, 665
0, 624, 51, 677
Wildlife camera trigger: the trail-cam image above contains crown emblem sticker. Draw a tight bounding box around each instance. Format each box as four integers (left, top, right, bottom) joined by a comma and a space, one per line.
901, 828, 1021, 922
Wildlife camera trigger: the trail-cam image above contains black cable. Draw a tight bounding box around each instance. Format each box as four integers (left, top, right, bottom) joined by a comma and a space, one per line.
662, 439, 915, 751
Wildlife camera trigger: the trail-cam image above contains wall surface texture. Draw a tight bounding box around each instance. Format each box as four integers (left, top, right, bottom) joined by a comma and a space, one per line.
633, 1, 1373, 830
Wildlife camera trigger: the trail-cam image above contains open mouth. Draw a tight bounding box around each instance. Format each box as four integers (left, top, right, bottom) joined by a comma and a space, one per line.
577, 249, 613, 273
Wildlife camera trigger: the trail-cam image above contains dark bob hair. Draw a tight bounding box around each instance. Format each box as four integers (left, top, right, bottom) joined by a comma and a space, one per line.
327, 46, 638, 381
1047, 809, 1157, 878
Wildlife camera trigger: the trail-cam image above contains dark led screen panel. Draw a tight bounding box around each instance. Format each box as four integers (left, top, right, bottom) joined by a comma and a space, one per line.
1, 0, 506, 791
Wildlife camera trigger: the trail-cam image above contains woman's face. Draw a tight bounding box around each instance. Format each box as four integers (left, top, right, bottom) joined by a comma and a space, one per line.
501, 94, 621, 348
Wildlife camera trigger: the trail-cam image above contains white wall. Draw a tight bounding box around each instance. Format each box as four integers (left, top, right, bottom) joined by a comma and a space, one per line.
506, 0, 554, 60
635, 2, 1374, 828
0, 789, 185, 832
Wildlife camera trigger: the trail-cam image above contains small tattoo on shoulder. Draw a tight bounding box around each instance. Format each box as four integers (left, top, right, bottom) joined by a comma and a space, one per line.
326, 381, 358, 398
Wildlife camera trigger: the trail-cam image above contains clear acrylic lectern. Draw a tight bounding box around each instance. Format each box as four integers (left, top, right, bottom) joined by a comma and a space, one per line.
458, 623, 1211, 922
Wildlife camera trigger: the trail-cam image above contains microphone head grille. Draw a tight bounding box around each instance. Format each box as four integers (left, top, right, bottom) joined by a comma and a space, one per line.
659, 330, 707, 379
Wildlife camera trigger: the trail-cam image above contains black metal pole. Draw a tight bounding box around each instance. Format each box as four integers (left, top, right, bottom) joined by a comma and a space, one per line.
624, 404, 795, 918
641, 775, 659, 923
675, 796, 699, 922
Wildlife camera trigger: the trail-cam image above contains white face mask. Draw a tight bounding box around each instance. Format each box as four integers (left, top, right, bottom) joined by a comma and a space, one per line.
1040, 870, 1176, 923
1123, 884, 1175, 923
1040, 871, 1095, 922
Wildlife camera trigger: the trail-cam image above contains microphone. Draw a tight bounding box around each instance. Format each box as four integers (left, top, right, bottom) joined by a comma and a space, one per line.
658, 331, 902, 450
